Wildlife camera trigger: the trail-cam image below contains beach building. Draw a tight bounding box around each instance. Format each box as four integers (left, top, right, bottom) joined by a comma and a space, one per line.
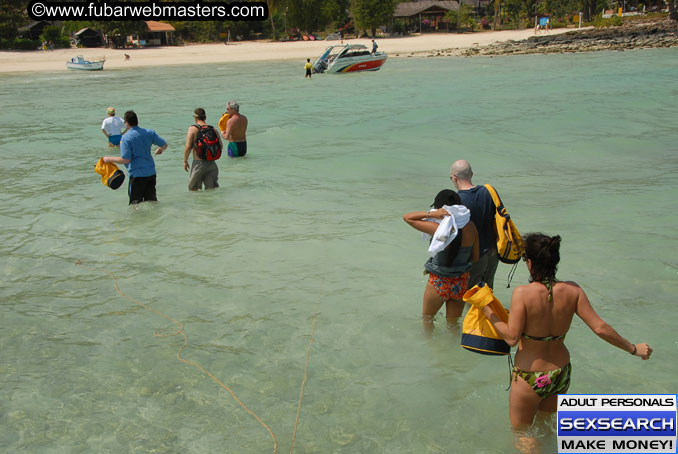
74, 28, 104, 47
128, 21, 177, 47
394, 0, 488, 33
18, 21, 51, 41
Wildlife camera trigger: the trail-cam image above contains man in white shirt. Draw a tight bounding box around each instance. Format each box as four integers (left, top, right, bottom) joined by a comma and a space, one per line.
101, 107, 128, 147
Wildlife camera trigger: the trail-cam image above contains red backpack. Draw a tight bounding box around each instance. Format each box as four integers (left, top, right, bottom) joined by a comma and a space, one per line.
193, 124, 222, 161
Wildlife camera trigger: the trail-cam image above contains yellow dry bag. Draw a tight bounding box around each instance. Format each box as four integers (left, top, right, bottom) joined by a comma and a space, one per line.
461, 283, 510, 356
95, 157, 125, 190
217, 113, 229, 133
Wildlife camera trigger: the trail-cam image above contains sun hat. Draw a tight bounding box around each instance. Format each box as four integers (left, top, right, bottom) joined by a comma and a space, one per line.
107, 107, 115, 115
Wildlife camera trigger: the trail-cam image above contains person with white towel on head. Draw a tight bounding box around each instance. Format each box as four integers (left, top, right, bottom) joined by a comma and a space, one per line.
403, 189, 479, 331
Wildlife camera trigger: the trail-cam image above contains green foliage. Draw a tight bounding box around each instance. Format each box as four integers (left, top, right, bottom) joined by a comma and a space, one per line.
0, 37, 40, 50
287, 0, 331, 33
61, 21, 95, 36
445, 4, 475, 29
351, 0, 397, 36
593, 15, 623, 26
94, 20, 146, 47
323, 0, 351, 25
39, 25, 62, 44
0, 0, 28, 40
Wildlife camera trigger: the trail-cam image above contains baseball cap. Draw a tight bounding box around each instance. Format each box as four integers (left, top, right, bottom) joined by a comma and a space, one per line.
107, 107, 115, 115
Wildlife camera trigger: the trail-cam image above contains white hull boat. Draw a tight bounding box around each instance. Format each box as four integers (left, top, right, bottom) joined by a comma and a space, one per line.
67, 55, 105, 71
313, 44, 387, 74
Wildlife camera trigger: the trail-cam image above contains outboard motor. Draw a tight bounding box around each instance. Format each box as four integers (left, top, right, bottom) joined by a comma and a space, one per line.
313, 60, 327, 74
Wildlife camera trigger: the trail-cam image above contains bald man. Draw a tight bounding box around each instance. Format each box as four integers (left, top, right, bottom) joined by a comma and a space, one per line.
450, 160, 500, 289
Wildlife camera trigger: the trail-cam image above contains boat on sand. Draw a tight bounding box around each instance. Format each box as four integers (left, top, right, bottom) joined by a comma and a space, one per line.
312, 44, 387, 74
66, 55, 105, 71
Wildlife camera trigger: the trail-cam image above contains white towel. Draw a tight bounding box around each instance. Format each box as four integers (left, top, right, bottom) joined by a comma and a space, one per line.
427, 205, 471, 256
421, 217, 441, 242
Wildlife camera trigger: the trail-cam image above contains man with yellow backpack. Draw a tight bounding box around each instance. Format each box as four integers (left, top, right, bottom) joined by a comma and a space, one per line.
450, 160, 523, 290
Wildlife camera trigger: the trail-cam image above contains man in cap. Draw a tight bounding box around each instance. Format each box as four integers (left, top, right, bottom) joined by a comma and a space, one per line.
101, 107, 129, 147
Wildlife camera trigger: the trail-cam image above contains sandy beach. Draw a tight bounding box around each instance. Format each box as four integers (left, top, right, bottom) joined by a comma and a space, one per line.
0, 27, 579, 73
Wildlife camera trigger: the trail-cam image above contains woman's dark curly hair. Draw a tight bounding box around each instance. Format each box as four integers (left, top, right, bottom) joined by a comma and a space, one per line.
523, 233, 561, 282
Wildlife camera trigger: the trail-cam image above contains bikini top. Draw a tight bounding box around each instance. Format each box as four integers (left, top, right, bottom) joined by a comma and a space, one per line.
522, 332, 566, 341
522, 278, 566, 342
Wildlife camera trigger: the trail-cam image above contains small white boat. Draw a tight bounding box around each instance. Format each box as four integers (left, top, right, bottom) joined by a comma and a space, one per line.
66, 55, 105, 71
313, 44, 387, 74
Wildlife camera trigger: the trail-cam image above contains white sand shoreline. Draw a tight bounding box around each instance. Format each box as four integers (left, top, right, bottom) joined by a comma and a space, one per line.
0, 28, 580, 74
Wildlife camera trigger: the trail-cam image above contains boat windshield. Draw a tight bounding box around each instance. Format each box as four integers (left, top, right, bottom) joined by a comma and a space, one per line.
337, 47, 371, 59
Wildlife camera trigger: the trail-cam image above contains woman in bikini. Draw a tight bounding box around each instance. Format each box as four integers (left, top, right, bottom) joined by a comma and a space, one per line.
482, 233, 652, 430
403, 189, 479, 330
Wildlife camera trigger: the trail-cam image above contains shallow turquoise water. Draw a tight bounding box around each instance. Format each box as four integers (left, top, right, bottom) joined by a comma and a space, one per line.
1, 48, 677, 453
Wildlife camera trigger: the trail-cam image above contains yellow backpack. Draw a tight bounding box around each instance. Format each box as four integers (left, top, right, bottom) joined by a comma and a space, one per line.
461, 283, 510, 356
484, 184, 524, 264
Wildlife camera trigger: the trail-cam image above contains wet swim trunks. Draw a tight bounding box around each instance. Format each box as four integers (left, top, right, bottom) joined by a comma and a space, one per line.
512, 363, 571, 399
428, 272, 469, 302
108, 134, 122, 146
227, 141, 247, 157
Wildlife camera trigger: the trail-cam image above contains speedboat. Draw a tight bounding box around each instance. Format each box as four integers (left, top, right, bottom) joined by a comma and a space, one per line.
66, 55, 105, 71
312, 44, 387, 74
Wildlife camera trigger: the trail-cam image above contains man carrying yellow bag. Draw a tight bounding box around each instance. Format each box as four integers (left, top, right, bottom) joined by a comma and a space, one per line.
451, 159, 524, 289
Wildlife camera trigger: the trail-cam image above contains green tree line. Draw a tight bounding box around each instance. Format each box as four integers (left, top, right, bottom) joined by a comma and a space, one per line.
1, 0, 674, 49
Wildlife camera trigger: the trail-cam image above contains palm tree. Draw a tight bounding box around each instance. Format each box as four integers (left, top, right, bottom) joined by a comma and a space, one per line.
267, 0, 278, 40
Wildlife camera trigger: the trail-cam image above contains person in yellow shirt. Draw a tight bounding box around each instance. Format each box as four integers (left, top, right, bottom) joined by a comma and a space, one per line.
304, 58, 313, 78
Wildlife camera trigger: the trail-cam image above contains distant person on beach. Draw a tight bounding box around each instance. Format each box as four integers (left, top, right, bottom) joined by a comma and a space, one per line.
124, 53, 130, 61
478, 233, 651, 446
221, 101, 248, 157
450, 160, 501, 289
403, 189, 478, 330
101, 107, 129, 147
184, 107, 222, 191
103, 110, 167, 205
371, 39, 378, 54
304, 58, 313, 78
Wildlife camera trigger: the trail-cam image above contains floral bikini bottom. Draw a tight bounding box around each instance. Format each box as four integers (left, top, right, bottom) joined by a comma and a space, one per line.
512, 363, 572, 399
427, 272, 469, 302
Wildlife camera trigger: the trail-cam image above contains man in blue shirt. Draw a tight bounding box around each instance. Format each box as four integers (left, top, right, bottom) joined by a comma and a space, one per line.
450, 159, 499, 289
103, 111, 167, 205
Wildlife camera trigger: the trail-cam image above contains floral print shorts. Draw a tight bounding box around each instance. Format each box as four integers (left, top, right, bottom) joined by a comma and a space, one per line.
427, 272, 469, 302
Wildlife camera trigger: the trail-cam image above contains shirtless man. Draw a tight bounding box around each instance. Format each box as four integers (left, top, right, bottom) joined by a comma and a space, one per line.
222, 100, 248, 157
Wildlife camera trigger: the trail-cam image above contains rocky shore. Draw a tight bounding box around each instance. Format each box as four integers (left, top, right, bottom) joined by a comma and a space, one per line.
416, 18, 678, 57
